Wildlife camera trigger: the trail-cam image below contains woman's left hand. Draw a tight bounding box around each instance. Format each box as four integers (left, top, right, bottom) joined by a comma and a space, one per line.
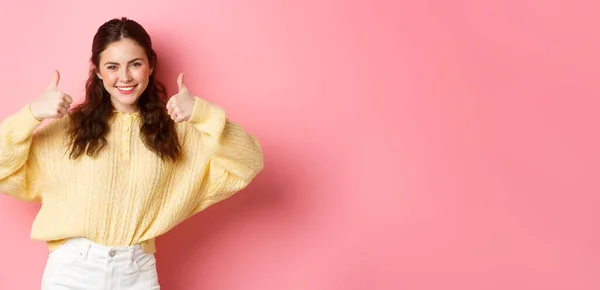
167, 73, 196, 123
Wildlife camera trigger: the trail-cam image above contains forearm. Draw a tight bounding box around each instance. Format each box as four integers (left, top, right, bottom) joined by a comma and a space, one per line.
0, 104, 41, 179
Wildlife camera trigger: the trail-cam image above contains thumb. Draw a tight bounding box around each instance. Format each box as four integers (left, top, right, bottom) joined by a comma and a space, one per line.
177, 73, 186, 92
48, 70, 60, 90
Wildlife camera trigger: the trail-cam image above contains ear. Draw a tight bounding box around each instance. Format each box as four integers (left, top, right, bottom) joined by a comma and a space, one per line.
95, 68, 103, 80
150, 67, 154, 76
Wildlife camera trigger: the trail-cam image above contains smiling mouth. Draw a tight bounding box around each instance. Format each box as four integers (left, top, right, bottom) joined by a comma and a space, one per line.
116, 85, 137, 94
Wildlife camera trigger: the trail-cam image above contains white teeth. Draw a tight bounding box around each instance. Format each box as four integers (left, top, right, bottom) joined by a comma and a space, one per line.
117, 86, 134, 90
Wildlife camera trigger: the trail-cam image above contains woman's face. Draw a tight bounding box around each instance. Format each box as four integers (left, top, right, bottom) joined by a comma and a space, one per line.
96, 38, 154, 113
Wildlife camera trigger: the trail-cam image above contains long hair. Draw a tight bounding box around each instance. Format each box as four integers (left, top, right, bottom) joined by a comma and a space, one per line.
68, 17, 181, 162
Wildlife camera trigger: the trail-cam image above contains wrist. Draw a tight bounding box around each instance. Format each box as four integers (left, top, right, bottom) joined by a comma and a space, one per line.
28, 103, 43, 121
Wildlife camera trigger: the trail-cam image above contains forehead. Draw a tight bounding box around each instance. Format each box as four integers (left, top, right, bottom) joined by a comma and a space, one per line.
99, 38, 148, 63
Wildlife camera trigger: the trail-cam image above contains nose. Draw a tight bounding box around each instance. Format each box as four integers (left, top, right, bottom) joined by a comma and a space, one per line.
119, 67, 132, 82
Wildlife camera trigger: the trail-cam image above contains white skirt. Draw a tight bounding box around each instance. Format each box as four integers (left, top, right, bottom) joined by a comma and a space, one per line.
41, 237, 160, 290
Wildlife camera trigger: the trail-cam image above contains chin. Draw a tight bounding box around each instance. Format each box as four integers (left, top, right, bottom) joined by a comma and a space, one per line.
117, 97, 137, 104
111, 93, 141, 107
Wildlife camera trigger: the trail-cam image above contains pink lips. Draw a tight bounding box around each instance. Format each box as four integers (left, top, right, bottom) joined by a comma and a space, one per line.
116, 85, 136, 95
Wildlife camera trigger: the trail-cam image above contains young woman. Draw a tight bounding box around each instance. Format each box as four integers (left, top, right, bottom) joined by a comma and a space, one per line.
0, 17, 264, 289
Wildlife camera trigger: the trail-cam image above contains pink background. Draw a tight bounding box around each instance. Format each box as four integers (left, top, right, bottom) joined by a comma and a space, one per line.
0, 0, 599, 289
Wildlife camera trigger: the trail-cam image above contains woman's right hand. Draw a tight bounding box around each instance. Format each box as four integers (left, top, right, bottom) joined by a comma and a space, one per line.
29, 70, 73, 121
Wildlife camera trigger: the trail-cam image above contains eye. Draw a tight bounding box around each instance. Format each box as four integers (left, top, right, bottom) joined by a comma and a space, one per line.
131, 62, 142, 67
107, 65, 117, 71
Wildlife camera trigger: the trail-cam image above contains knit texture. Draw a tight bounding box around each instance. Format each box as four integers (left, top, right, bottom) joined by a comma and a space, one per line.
0, 98, 263, 253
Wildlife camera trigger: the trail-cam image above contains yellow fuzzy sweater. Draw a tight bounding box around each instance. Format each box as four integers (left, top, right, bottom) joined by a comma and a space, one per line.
0, 98, 263, 253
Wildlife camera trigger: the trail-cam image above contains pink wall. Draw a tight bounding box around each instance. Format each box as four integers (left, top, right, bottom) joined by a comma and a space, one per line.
0, 0, 598, 289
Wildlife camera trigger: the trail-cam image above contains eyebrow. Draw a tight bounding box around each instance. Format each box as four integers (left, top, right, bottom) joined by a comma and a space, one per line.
103, 58, 144, 66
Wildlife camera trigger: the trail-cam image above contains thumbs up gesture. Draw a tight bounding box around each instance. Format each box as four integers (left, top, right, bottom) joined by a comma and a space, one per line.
166, 73, 196, 123
29, 70, 73, 121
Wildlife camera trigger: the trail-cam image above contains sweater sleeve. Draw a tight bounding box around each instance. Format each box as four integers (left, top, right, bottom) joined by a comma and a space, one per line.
185, 97, 264, 213
0, 105, 44, 202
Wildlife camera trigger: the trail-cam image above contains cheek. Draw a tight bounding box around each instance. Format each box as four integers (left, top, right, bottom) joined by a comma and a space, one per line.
132, 69, 151, 83
102, 73, 119, 86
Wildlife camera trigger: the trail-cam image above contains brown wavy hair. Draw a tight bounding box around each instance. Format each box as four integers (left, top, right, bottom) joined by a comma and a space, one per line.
68, 17, 181, 162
